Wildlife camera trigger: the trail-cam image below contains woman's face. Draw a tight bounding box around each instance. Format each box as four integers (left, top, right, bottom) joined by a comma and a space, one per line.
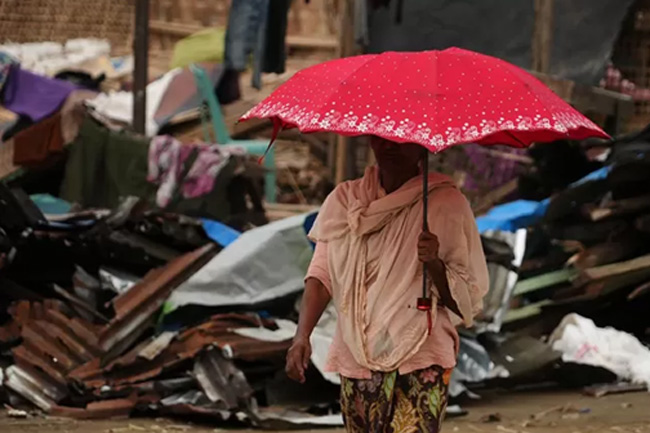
370, 136, 422, 172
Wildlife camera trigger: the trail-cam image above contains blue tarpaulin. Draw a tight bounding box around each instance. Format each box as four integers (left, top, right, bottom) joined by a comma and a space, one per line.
201, 218, 241, 247
30, 194, 72, 215
475, 166, 610, 233
476, 200, 548, 233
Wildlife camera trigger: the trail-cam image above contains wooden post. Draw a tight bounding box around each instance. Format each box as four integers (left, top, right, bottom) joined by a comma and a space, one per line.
532, 0, 554, 73
133, 0, 150, 135
334, 0, 356, 184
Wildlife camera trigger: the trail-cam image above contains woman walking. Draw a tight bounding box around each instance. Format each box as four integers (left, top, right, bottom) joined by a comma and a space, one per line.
286, 137, 489, 433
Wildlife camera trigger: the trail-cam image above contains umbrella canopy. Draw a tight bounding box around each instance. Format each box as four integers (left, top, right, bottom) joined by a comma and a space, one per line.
239, 47, 610, 327
240, 47, 609, 151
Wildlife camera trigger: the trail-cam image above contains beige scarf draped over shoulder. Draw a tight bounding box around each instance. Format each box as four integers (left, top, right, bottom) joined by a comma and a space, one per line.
309, 166, 489, 372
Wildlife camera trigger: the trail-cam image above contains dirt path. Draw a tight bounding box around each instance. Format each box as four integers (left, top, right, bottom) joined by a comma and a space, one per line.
1, 390, 648, 433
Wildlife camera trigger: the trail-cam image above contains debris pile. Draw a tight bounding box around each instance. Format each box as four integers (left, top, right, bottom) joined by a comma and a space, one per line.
0, 187, 340, 426
453, 132, 650, 398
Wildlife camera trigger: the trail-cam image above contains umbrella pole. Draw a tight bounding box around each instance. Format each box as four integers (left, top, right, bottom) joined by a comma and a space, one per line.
418, 150, 433, 335
422, 150, 429, 299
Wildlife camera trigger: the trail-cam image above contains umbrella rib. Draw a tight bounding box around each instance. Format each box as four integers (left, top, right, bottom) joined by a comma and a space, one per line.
505, 130, 529, 148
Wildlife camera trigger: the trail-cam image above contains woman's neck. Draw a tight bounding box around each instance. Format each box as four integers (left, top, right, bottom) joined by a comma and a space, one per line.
379, 166, 420, 194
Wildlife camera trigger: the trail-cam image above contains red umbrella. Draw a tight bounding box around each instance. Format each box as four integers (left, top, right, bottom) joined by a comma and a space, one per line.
239, 47, 609, 323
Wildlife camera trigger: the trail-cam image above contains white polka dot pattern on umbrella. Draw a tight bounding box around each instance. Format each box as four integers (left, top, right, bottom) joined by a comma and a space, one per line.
240, 48, 609, 152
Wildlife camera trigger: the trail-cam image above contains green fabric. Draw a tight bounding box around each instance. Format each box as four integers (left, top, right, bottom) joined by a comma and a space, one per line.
170, 28, 226, 69
61, 116, 239, 222
60, 117, 155, 208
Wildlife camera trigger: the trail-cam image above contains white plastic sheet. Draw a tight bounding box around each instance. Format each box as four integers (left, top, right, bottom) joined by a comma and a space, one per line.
233, 304, 340, 385
86, 68, 181, 136
167, 213, 314, 309
549, 314, 650, 389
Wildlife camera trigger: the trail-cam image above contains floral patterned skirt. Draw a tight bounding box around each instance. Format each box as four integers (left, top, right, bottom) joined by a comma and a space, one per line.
340, 365, 452, 433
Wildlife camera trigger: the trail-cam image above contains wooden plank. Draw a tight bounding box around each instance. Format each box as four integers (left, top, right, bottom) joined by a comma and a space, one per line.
334, 0, 356, 184
584, 382, 646, 398
149, 19, 202, 37
474, 178, 519, 216
149, 20, 337, 49
569, 238, 643, 271
582, 266, 650, 299
530, 71, 633, 117
532, 0, 554, 73
265, 203, 319, 221
513, 268, 578, 297
584, 194, 650, 222
581, 253, 650, 283
503, 300, 553, 324
287, 35, 338, 50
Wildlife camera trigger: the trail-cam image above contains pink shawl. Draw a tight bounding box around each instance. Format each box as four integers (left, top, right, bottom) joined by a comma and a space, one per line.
309, 166, 488, 372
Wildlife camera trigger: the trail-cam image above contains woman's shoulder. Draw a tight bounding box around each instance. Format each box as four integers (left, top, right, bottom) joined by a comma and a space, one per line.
429, 184, 472, 214
326, 177, 365, 201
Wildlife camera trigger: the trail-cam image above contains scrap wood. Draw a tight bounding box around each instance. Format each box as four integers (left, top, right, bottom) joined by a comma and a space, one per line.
583, 382, 647, 398
576, 253, 650, 285
584, 193, 650, 221
503, 300, 553, 324
265, 203, 318, 222
628, 280, 650, 300
474, 178, 519, 216
635, 214, 650, 233
568, 238, 643, 271
580, 267, 650, 299
513, 268, 577, 297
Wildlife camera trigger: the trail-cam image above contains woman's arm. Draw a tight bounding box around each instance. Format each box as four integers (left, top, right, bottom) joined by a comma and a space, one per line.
286, 278, 332, 383
286, 242, 333, 383
295, 277, 332, 340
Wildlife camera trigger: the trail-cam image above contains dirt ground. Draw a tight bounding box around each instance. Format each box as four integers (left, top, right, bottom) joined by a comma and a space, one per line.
0, 390, 648, 433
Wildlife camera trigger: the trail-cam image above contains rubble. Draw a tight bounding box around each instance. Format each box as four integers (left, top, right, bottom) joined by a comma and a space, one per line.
0, 4, 649, 426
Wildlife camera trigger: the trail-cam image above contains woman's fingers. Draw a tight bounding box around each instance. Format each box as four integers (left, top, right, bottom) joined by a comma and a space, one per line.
286, 355, 304, 382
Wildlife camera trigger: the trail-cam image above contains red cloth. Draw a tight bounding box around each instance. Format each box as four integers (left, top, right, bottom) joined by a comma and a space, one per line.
13, 113, 63, 166
241, 48, 609, 152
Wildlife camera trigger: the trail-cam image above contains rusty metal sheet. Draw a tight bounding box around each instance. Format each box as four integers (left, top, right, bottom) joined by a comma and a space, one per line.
52, 284, 110, 324
51, 396, 137, 419
76, 314, 286, 390
98, 244, 217, 354
21, 322, 80, 371
67, 359, 100, 380
137, 331, 178, 361
9, 363, 68, 402
13, 345, 68, 386
94, 376, 196, 399
4, 365, 58, 412
44, 309, 101, 355
194, 347, 253, 410
35, 319, 96, 363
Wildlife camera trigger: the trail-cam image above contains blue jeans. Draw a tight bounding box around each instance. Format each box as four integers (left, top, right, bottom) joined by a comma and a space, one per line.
224, 0, 269, 89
